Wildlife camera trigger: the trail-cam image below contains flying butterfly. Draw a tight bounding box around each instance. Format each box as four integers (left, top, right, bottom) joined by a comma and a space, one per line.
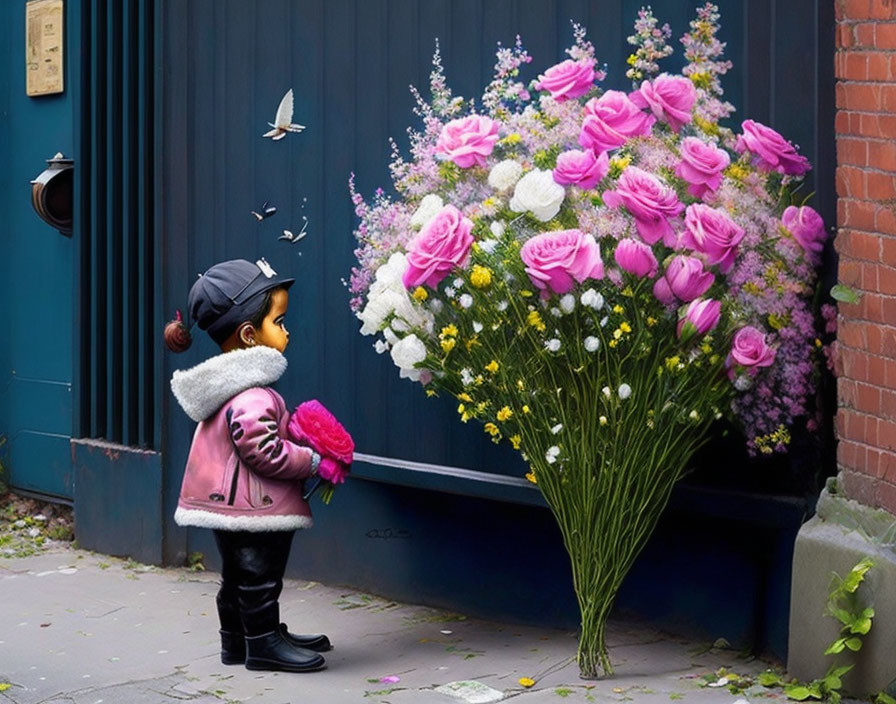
262, 89, 305, 141
251, 200, 277, 221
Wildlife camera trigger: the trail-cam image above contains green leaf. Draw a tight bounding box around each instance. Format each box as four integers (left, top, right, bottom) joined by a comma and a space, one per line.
785, 685, 818, 701
758, 671, 786, 686
850, 615, 873, 635
824, 637, 848, 655
875, 692, 896, 704
845, 637, 863, 652
828, 606, 852, 626
830, 284, 861, 304
827, 665, 854, 680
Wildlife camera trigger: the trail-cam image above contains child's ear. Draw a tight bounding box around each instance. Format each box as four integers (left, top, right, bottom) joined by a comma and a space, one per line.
237, 323, 257, 347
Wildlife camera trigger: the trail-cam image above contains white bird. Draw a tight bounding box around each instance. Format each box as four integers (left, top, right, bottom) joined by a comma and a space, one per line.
279, 217, 308, 244
263, 89, 305, 140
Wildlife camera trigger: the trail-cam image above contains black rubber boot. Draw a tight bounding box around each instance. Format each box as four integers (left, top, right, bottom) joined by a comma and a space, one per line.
217, 590, 246, 665
240, 581, 326, 672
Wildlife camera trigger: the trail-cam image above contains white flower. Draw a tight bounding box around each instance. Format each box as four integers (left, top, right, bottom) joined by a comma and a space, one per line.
600, 316, 609, 327
545, 446, 560, 464
584, 336, 600, 352
453, 277, 464, 288
459, 294, 473, 308
479, 237, 500, 253
497, 300, 509, 312
410, 194, 444, 228
472, 321, 483, 333
460, 368, 475, 386
618, 384, 632, 400
382, 327, 399, 345
390, 334, 428, 382
490, 220, 506, 237
580, 288, 604, 310
733, 375, 753, 391
430, 299, 444, 313
488, 159, 524, 191
551, 424, 563, 434
602, 386, 611, 398
509, 169, 565, 222
444, 286, 456, 298
559, 294, 575, 314
689, 410, 700, 421
374, 340, 390, 354
599, 416, 608, 426
544, 338, 561, 352
358, 252, 433, 335
550, 307, 562, 317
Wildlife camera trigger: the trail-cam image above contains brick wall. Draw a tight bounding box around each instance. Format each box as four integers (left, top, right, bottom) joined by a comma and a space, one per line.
834, 0, 896, 513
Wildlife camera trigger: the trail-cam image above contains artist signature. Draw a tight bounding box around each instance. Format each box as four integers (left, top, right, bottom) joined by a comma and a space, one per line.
365, 528, 411, 540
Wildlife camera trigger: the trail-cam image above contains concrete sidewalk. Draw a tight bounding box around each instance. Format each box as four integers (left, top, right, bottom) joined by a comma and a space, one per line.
0, 547, 806, 704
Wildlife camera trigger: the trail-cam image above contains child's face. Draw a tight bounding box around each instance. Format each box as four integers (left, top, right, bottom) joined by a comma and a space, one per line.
254, 288, 290, 352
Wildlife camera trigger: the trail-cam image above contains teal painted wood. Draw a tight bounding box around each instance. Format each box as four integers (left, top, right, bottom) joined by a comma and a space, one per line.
75, 0, 157, 450
159, 0, 835, 504
0, 0, 76, 499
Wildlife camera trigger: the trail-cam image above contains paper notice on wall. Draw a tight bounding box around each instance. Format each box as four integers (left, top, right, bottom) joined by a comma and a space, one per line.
26, 0, 64, 96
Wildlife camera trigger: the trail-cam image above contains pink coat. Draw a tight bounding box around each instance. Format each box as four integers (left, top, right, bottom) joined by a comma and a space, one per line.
171, 347, 318, 532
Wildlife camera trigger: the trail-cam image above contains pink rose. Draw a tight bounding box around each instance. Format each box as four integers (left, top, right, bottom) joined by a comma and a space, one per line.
318, 457, 348, 485
520, 229, 604, 295
288, 400, 355, 465
735, 119, 811, 175
535, 59, 596, 102
629, 75, 697, 133
614, 238, 658, 278
675, 137, 731, 199
602, 166, 684, 245
677, 298, 721, 340
728, 326, 776, 373
782, 205, 827, 260
578, 91, 656, 153
402, 205, 474, 288
435, 115, 500, 168
680, 204, 745, 273
553, 149, 609, 190
663, 255, 715, 302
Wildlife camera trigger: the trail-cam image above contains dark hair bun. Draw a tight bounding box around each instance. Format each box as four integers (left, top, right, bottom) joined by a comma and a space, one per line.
164, 310, 192, 353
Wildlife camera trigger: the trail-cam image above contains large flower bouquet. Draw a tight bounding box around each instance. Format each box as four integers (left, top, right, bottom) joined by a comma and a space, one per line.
348, 4, 828, 678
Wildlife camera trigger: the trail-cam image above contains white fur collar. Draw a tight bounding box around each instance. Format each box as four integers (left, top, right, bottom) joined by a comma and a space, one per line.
170, 346, 287, 422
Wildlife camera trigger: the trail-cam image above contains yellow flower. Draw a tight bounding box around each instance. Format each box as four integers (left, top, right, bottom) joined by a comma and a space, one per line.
599, 416, 608, 426
440, 324, 458, 338
457, 393, 473, 402
646, 316, 657, 326
522, 405, 531, 414
412, 287, 428, 302
470, 265, 493, 289
485, 360, 499, 373
476, 401, 488, 413
527, 311, 546, 331
484, 422, 500, 437
815, 338, 823, 348
516, 379, 525, 391
518, 677, 536, 688
520, 290, 534, 298
665, 356, 681, 371
726, 163, 750, 182
609, 340, 618, 348
475, 375, 484, 386
613, 329, 623, 340
612, 304, 624, 314
425, 389, 437, 397
441, 338, 457, 353
497, 406, 513, 422
465, 335, 481, 351
501, 132, 522, 145
619, 321, 632, 334
510, 435, 522, 450
457, 404, 466, 415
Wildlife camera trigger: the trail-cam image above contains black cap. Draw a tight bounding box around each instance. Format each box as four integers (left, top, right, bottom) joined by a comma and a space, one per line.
188, 258, 294, 344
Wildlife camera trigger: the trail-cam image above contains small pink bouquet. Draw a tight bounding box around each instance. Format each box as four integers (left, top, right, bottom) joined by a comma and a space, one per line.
288, 400, 354, 504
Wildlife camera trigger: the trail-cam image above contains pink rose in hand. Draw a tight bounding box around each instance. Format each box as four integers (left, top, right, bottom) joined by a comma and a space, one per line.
728, 326, 776, 374
663, 255, 715, 302
614, 238, 658, 278
677, 298, 722, 340
578, 91, 656, 153
602, 166, 684, 245
535, 59, 596, 102
680, 203, 745, 273
735, 119, 811, 175
782, 205, 827, 260
435, 115, 500, 168
629, 75, 697, 133
675, 137, 731, 199
520, 229, 604, 295
318, 457, 348, 485
402, 205, 474, 289
553, 149, 609, 190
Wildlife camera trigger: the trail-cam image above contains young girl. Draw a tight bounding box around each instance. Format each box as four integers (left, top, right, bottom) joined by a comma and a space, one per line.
164, 257, 331, 673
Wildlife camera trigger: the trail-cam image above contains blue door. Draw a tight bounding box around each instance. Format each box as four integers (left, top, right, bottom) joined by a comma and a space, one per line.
0, 2, 77, 499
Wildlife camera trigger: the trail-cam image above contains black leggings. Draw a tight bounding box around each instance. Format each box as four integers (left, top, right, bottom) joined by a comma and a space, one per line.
212, 529, 295, 635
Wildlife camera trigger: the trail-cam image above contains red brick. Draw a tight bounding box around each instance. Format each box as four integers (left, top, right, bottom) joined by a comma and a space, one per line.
836, 165, 866, 198
869, 1, 896, 20
880, 419, 896, 450
867, 321, 885, 351
881, 450, 896, 483
874, 480, 896, 515
882, 389, 896, 419
883, 84, 896, 113
866, 52, 894, 81
883, 237, 896, 261
868, 140, 896, 172
839, 319, 865, 348
837, 253, 862, 285
876, 23, 896, 49
839, 83, 882, 112
878, 115, 896, 138
837, 136, 868, 166
856, 22, 877, 46
858, 381, 883, 413
835, 110, 855, 135
885, 358, 896, 387
880, 265, 896, 295
878, 208, 896, 235
862, 262, 881, 291
866, 170, 896, 200
840, 346, 869, 380
845, 199, 880, 230
837, 24, 855, 48
842, 0, 872, 20
868, 447, 884, 477
841, 468, 877, 504
870, 354, 888, 385
847, 230, 884, 259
